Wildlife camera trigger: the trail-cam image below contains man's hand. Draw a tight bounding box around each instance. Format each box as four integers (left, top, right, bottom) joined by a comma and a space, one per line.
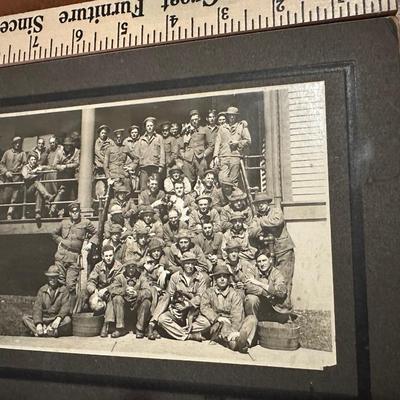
227, 331, 240, 341
217, 316, 231, 325
36, 323, 44, 336
107, 178, 115, 186
98, 288, 108, 298
83, 242, 92, 251
235, 281, 245, 290
5, 171, 13, 179
157, 269, 170, 288
213, 157, 220, 168
158, 166, 163, 174
126, 287, 137, 296
51, 317, 61, 330
174, 301, 190, 312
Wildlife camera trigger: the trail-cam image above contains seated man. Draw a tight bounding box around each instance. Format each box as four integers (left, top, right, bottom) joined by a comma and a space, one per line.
244, 252, 290, 324
163, 165, 191, 194
188, 195, 221, 233
102, 224, 124, 262
220, 188, 252, 232
162, 208, 188, 250
86, 245, 126, 338
168, 181, 195, 223
22, 265, 71, 337
121, 227, 150, 265
133, 205, 163, 238
151, 252, 210, 341
138, 175, 165, 206
109, 182, 137, 227
221, 211, 257, 261
192, 168, 219, 201
200, 261, 257, 353
104, 204, 128, 239
193, 218, 223, 271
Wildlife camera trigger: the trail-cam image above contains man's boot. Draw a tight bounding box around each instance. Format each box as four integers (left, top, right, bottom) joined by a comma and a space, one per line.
236, 329, 249, 353
188, 332, 204, 342
147, 322, 156, 340
100, 322, 108, 338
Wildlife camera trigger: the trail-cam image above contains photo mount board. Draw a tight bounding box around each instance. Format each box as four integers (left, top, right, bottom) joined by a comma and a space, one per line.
0, 16, 399, 399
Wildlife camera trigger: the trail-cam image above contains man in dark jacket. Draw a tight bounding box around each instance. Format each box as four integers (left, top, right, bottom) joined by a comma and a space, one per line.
22, 265, 71, 337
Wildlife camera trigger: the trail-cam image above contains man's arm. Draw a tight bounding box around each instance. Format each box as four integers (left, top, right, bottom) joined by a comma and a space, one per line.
199, 289, 218, 324
32, 289, 44, 325
50, 222, 63, 244
57, 289, 71, 319
230, 291, 245, 331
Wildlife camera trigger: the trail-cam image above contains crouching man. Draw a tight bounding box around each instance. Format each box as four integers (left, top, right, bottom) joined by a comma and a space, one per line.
86, 245, 127, 338
151, 252, 210, 341
22, 265, 72, 337
200, 261, 257, 353
244, 252, 290, 324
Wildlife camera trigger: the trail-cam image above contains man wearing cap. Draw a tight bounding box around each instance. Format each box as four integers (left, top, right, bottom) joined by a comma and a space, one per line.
193, 168, 218, 199
188, 195, 221, 233
162, 208, 188, 249
221, 211, 257, 261
248, 192, 295, 312
51, 202, 97, 312
104, 204, 127, 239
224, 240, 257, 298
213, 106, 251, 185
109, 182, 137, 226
220, 188, 252, 232
22, 265, 72, 337
151, 251, 210, 341
177, 110, 211, 187
163, 164, 192, 195
159, 121, 178, 172
102, 223, 124, 262
193, 218, 223, 270
200, 261, 257, 353
52, 136, 80, 213
217, 111, 227, 126
21, 152, 55, 224
135, 116, 165, 189
103, 128, 139, 190
0, 136, 26, 220
244, 252, 290, 323
133, 205, 163, 238
123, 125, 141, 152
94, 125, 115, 199
166, 229, 210, 280
87, 244, 127, 338
121, 226, 150, 265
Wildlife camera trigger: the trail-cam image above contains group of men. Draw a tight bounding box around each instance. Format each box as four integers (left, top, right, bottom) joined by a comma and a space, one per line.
20, 106, 295, 354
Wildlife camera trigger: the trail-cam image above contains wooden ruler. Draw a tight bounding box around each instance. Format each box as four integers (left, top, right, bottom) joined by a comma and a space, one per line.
0, 0, 397, 67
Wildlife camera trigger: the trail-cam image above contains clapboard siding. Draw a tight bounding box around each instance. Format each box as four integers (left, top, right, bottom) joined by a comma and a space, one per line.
287, 83, 328, 203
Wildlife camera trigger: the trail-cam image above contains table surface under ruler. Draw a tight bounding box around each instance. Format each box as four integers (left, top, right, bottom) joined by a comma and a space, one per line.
0, 0, 397, 67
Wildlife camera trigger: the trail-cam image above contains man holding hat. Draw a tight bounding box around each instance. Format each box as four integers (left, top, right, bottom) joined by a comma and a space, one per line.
87, 244, 127, 338
135, 116, 165, 189
104, 128, 139, 190
177, 110, 210, 187
152, 251, 210, 341
22, 265, 72, 337
248, 192, 295, 312
94, 124, 114, 199
21, 151, 55, 225
0, 136, 26, 220
188, 194, 221, 233
200, 260, 257, 353
51, 201, 97, 312
213, 106, 251, 186
52, 136, 80, 214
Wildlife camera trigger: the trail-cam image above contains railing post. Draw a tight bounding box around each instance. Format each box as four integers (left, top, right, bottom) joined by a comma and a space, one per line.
78, 108, 96, 217
21, 184, 27, 220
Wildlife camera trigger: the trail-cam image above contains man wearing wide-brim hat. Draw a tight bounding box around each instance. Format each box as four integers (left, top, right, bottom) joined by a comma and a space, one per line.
134, 116, 165, 190
200, 260, 257, 353
0, 136, 26, 220
133, 204, 163, 238
52, 135, 80, 216
152, 251, 210, 341
213, 106, 251, 186
188, 194, 221, 233
166, 228, 210, 276
22, 265, 72, 337
220, 188, 252, 232
221, 211, 257, 261
248, 191, 295, 313
177, 109, 210, 187
163, 163, 192, 195
109, 181, 137, 228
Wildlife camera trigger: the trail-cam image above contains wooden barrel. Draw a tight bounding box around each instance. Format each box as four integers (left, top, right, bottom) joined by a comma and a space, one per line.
72, 313, 104, 337
257, 321, 300, 351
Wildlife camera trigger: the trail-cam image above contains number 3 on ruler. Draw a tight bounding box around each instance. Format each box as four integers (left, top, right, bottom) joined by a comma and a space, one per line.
220, 7, 229, 20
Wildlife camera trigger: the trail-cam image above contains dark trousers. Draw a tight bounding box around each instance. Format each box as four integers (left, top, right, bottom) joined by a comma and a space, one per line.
26, 181, 51, 214
22, 315, 72, 337
181, 158, 207, 187
244, 294, 290, 324
105, 295, 126, 329
275, 249, 295, 311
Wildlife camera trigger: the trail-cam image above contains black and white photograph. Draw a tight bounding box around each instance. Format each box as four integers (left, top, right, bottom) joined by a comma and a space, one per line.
0, 81, 336, 370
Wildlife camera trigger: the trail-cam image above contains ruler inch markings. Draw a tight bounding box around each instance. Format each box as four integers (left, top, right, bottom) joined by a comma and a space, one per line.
0, 0, 397, 67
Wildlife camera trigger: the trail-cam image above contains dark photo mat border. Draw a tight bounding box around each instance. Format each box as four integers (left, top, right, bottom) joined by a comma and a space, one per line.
0, 17, 399, 399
